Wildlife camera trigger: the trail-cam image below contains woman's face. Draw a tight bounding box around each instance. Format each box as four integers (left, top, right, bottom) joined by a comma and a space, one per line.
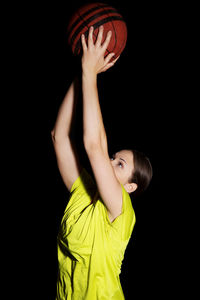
110, 150, 134, 186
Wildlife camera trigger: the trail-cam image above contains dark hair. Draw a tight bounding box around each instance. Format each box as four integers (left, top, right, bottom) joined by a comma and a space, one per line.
128, 149, 153, 197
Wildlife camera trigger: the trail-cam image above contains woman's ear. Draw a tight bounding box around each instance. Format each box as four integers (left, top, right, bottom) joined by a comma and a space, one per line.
124, 182, 137, 194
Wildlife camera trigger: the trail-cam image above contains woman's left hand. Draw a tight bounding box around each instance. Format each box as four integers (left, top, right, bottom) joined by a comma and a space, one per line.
81, 25, 119, 75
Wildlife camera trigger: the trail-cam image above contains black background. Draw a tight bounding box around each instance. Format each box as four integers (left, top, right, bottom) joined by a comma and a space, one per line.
6, 0, 190, 299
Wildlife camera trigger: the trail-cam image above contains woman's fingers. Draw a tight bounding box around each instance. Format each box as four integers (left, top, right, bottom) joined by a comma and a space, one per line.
83, 26, 112, 52
81, 33, 87, 52
101, 30, 112, 52
111, 55, 120, 64
88, 26, 94, 48
104, 53, 115, 65
96, 25, 104, 47
104, 53, 120, 66
100, 62, 115, 73
99, 54, 120, 73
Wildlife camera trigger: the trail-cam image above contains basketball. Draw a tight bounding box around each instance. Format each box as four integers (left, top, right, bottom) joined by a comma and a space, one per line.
67, 2, 127, 60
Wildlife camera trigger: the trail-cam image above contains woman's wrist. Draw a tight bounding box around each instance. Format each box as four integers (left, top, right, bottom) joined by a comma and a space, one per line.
82, 69, 97, 82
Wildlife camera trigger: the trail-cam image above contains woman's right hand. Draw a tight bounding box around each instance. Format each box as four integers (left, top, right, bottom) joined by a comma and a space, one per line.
81, 26, 119, 75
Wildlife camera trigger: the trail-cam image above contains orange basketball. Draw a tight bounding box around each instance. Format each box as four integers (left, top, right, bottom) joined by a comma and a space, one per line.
67, 2, 127, 60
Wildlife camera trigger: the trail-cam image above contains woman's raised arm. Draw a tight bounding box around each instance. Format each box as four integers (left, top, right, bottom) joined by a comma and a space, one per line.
51, 78, 82, 191
51, 78, 79, 141
81, 26, 123, 221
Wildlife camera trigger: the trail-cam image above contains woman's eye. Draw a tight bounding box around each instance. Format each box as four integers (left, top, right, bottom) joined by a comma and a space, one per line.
118, 162, 123, 168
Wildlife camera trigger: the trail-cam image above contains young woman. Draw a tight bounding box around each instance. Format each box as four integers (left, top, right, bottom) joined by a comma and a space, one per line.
51, 26, 152, 300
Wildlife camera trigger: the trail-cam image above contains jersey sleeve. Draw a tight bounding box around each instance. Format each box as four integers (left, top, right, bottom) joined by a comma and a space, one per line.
120, 184, 136, 240
105, 184, 136, 241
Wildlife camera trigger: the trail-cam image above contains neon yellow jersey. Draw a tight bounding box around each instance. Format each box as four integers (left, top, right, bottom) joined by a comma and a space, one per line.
56, 168, 136, 300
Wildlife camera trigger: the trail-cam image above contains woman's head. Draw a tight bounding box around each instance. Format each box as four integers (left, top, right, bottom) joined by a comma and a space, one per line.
110, 149, 153, 196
